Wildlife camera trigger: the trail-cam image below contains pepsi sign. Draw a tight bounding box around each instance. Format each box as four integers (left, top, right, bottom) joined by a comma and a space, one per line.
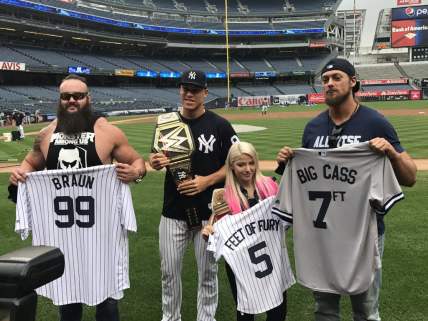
392, 5, 428, 20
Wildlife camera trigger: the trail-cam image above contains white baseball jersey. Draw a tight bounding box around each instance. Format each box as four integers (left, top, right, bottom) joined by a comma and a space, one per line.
272, 142, 403, 295
15, 164, 137, 306
207, 196, 295, 314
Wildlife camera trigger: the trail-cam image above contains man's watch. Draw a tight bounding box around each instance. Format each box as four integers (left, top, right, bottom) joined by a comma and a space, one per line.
134, 172, 145, 184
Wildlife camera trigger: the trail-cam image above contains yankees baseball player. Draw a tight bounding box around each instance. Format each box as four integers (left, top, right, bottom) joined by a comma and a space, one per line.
16, 165, 136, 305
149, 70, 238, 321
9, 74, 146, 321
203, 142, 294, 321
276, 58, 416, 321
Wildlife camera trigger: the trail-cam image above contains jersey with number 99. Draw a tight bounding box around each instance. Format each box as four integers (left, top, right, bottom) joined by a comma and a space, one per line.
15, 164, 136, 306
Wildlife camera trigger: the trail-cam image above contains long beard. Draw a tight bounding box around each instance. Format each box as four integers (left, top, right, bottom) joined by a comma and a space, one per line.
56, 101, 94, 135
325, 89, 352, 107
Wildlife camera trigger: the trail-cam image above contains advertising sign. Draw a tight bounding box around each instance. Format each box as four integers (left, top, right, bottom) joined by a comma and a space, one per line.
205, 72, 226, 79
136, 70, 158, 78
391, 19, 428, 47
0, 61, 25, 71
230, 72, 251, 78
68, 66, 90, 74
360, 78, 408, 85
159, 71, 181, 78
114, 69, 135, 76
410, 89, 422, 99
272, 94, 303, 105
254, 71, 277, 79
397, 0, 422, 6
237, 96, 271, 107
307, 93, 325, 104
392, 5, 428, 20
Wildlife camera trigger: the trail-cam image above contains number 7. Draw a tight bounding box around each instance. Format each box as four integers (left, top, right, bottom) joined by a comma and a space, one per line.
309, 191, 331, 229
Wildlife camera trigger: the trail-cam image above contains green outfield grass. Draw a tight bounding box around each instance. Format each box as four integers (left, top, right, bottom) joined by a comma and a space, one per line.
1, 101, 427, 162
0, 100, 427, 320
0, 172, 427, 321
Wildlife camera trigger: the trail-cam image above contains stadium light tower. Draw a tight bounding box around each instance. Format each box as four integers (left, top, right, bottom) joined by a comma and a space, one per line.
224, 0, 231, 108
353, 0, 357, 65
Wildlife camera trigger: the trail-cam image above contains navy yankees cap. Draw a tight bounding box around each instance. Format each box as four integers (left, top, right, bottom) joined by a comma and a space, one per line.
179, 70, 207, 89
321, 58, 360, 92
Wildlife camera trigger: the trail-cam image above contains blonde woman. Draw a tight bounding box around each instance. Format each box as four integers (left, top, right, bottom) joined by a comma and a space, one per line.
203, 142, 288, 321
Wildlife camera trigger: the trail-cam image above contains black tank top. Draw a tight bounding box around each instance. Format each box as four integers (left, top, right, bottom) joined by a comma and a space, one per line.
46, 116, 103, 170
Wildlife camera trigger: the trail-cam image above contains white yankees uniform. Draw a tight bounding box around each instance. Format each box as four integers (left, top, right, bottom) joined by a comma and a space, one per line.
207, 196, 295, 314
272, 142, 403, 295
15, 164, 137, 306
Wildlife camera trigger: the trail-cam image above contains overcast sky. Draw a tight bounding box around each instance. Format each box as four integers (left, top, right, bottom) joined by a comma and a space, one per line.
337, 0, 428, 48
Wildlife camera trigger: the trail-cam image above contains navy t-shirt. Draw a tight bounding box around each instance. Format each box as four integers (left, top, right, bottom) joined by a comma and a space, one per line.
302, 105, 404, 235
162, 110, 238, 221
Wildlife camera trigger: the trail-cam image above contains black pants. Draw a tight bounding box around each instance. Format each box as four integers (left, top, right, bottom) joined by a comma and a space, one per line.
59, 298, 119, 321
225, 262, 287, 321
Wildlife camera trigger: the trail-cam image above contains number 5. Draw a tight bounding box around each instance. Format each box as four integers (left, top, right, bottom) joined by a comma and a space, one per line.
248, 241, 273, 278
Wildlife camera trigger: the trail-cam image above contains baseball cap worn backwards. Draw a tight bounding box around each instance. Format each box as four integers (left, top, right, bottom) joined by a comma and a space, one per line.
321, 58, 360, 92
179, 70, 207, 89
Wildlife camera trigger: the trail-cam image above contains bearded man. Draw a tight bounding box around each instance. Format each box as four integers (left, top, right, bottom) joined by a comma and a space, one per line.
9, 74, 146, 321
275, 58, 416, 321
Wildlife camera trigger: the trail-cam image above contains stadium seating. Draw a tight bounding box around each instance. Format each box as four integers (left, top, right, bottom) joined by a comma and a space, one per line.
355, 64, 404, 80
399, 62, 428, 80
274, 83, 314, 94
0, 45, 45, 67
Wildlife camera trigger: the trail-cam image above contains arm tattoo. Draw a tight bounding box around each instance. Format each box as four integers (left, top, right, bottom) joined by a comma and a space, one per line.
33, 133, 43, 153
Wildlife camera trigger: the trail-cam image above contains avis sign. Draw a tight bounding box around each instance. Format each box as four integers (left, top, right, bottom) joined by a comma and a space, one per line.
0, 61, 26, 71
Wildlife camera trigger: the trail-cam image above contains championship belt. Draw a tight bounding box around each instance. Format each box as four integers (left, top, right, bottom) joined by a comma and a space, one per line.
152, 112, 201, 229
202, 188, 231, 241
209, 188, 230, 225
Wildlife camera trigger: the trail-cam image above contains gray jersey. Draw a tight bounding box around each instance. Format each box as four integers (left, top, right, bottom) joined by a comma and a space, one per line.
272, 142, 403, 295
207, 196, 295, 314
15, 165, 137, 305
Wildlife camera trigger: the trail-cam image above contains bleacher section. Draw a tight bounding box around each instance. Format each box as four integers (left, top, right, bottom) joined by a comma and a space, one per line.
355, 64, 403, 80
238, 57, 275, 71
0, 46, 45, 67
274, 83, 313, 94
1, 45, 329, 74
400, 62, 428, 79
23, 0, 329, 30
267, 57, 301, 72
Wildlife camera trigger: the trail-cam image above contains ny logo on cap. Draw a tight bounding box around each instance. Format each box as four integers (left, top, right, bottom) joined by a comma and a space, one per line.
326, 64, 333, 69
188, 72, 196, 80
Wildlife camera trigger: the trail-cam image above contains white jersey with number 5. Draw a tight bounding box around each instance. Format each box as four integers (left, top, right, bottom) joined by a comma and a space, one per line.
207, 196, 295, 314
15, 164, 137, 306
272, 142, 403, 295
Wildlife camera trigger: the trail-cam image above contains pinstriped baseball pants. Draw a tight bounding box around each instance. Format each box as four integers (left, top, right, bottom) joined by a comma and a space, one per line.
159, 216, 218, 321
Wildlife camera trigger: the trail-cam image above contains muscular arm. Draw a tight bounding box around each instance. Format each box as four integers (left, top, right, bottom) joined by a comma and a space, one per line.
369, 138, 417, 187
110, 125, 146, 182
9, 129, 48, 185
389, 151, 417, 187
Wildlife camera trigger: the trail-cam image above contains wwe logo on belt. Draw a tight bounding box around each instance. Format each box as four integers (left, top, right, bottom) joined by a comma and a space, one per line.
159, 127, 189, 153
